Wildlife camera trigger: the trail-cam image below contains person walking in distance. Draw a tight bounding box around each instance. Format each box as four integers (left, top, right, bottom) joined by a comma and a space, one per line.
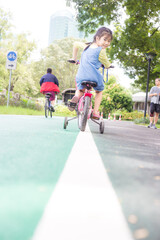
148, 78, 160, 129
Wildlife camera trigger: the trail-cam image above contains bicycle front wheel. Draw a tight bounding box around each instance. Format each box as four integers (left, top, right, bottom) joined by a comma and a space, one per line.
79, 96, 91, 132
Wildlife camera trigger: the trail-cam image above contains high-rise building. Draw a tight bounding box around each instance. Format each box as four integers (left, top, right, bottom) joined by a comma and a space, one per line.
48, 9, 85, 45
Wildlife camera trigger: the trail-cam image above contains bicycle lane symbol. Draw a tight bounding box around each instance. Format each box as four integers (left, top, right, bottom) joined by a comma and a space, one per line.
7, 51, 17, 61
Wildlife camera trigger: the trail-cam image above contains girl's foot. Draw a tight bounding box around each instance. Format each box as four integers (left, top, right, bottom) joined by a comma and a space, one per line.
68, 96, 79, 111
92, 112, 100, 120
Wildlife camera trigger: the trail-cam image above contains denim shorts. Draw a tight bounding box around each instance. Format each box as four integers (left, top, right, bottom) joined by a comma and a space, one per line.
76, 79, 104, 92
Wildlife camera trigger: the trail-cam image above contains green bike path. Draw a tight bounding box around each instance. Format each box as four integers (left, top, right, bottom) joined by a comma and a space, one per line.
0, 115, 79, 240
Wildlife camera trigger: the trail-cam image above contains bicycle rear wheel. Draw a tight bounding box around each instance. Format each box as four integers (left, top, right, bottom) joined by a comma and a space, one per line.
45, 100, 49, 118
78, 96, 90, 131
50, 109, 52, 118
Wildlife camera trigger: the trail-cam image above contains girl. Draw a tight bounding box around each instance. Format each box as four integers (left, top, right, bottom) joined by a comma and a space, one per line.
68, 26, 113, 120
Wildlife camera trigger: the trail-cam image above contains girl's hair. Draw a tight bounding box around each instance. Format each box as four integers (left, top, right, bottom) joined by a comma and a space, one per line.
84, 27, 113, 51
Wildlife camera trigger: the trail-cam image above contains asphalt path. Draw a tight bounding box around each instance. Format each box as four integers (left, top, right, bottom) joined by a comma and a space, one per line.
89, 119, 160, 240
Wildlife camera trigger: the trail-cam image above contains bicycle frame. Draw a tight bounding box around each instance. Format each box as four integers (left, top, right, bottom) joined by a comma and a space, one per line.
78, 92, 93, 120
64, 60, 110, 133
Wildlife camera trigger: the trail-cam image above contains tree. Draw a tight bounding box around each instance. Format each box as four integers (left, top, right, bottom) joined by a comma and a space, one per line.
0, 33, 37, 95
100, 76, 133, 115
0, 8, 37, 96
31, 37, 85, 96
0, 8, 12, 91
0, 8, 12, 42
66, 0, 160, 91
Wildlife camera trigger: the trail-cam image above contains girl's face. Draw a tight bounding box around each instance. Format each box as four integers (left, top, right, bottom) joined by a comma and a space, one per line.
96, 34, 112, 49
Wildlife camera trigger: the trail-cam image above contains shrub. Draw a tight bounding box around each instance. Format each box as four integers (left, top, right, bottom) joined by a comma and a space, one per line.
134, 117, 150, 124
122, 111, 145, 120
55, 104, 76, 116
0, 96, 7, 106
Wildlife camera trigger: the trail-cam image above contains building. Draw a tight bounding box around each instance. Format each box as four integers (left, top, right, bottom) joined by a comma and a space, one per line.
132, 92, 150, 114
48, 9, 85, 44
62, 88, 76, 105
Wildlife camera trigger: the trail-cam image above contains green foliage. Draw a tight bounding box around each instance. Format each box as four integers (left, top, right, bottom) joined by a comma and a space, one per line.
0, 104, 76, 117
100, 76, 133, 115
106, 110, 147, 121
0, 95, 43, 111
55, 104, 76, 117
67, 0, 160, 91
0, 106, 44, 115
31, 37, 85, 95
0, 7, 37, 96
0, 8, 12, 41
122, 111, 146, 121
134, 117, 150, 124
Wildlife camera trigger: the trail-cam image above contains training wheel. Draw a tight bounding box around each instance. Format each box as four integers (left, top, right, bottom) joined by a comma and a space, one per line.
64, 117, 68, 129
99, 121, 104, 134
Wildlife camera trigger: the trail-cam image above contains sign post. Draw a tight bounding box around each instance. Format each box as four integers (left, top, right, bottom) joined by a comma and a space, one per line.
6, 51, 17, 106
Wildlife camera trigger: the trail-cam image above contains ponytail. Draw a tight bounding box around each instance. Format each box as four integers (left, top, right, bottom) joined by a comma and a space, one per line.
84, 42, 93, 51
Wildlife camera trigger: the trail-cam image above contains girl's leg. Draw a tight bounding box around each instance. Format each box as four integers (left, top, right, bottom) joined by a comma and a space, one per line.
93, 91, 102, 115
68, 89, 85, 111
75, 89, 85, 99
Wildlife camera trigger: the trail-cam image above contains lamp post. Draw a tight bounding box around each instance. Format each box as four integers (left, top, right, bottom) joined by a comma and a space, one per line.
144, 52, 156, 118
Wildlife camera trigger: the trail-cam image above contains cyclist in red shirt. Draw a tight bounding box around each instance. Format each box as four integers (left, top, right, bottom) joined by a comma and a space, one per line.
40, 68, 60, 111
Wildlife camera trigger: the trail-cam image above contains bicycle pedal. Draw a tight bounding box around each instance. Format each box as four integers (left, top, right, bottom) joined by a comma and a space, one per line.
49, 106, 55, 112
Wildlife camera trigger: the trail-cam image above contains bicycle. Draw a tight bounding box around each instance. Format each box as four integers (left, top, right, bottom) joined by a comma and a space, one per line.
44, 93, 54, 118
63, 60, 106, 133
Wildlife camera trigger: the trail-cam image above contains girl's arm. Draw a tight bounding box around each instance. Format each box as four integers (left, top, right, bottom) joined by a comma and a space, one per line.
71, 42, 86, 61
99, 49, 111, 68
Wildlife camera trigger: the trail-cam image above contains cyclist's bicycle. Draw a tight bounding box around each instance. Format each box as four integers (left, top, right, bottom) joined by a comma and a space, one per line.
44, 93, 53, 118
64, 60, 105, 133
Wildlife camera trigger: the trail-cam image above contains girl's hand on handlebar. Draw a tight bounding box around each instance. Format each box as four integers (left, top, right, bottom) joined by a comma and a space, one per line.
68, 59, 80, 65
101, 64, 114, 69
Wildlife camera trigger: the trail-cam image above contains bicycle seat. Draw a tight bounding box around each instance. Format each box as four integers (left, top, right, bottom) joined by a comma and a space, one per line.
81, 81, 97, 90
45, 93, 52, 98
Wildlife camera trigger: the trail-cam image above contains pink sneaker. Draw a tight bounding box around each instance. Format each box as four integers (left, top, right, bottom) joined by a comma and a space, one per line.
68, 96, 79, 111
92, 113, 100, 120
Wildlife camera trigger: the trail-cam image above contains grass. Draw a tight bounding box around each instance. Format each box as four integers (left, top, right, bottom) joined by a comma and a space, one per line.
0, 105, 76, 117
134, 117, 160, 129
136, 122, 160, 129
0, 106, 44, 115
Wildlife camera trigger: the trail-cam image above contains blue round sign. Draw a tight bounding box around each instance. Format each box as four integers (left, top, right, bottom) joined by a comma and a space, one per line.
7, 51, 17, 61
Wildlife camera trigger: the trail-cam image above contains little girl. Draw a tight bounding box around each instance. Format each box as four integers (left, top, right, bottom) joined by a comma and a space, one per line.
68, 26, 113, 120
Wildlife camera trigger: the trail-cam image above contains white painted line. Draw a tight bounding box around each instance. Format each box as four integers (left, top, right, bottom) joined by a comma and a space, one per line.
32, 124, 134, 240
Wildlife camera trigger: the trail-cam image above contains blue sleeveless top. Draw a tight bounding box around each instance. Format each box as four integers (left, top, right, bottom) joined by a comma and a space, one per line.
76, 46, 104, 91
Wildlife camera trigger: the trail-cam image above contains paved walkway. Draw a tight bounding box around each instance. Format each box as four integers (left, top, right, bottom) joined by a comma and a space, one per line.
32, 125, 133, 240
1, 115, 160, 240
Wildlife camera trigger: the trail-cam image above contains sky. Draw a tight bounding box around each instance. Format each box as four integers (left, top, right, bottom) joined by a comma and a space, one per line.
0, 0, 134, 88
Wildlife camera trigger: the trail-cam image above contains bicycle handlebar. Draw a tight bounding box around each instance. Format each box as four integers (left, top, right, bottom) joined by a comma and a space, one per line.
68, 60, 114, 69
101, 64, 114, 69
67, 59, 80, 64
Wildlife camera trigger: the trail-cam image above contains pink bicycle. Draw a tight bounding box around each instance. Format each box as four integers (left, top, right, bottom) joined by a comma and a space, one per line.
63, 60, 105, 133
